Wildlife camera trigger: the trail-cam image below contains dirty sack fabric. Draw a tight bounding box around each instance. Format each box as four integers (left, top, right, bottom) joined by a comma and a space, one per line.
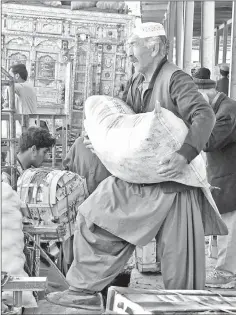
66, 177, 227, 291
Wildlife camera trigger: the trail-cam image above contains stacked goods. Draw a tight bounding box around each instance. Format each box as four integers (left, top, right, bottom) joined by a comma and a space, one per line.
17, 168, 89, 240
71, 1, 97, 10
42, 1, 61, 7
2, 182, 37, 308
84, 95, 208, 188
70, 1, 127, 12
96, 2, 127, 12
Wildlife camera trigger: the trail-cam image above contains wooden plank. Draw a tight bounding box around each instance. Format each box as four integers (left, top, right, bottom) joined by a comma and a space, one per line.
108, 286, 236, 297
2, 113, 22, 121
23, 225, 59, 235
106, 287, 236, 314
3, 277, 47, 291
141, 11, 167, 19
27, 114, 67, 119
24, 299, 103, 315
142, 4, 168, 11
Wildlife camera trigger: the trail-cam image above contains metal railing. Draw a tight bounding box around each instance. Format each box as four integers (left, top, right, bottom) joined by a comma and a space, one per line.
1, 67, 17, 189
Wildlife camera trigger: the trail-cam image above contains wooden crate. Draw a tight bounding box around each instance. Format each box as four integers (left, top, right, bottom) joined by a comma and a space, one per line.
135, 239, 161, 273
106, 286, 236, 314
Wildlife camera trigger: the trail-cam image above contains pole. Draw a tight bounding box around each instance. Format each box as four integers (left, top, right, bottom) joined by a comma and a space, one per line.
215, 26, 220, 66
176, 1, 184, 68
229, 1, 236, 99
168, 1, 176, 62
201, 1, 215, 76
222, 22, 228, 63
183, 1, 194, 74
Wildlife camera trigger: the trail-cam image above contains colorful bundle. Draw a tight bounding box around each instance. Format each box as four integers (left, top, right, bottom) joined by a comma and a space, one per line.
17, 168, 89, 240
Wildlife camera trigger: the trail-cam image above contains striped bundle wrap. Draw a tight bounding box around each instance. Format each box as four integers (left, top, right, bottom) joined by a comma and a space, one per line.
17, 168, 89, 241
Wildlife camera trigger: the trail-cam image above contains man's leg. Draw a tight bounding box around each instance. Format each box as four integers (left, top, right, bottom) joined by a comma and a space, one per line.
215, 210, 236, 274
47, 212, 135, 308
156, 188, 205, 290
206, 210, 236, 287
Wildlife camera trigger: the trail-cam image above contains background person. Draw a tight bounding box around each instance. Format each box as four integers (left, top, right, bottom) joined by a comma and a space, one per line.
2, 126, 56, 186
216, 64, 229, 96
193, 68, 236, 288
3, 63, 49, 134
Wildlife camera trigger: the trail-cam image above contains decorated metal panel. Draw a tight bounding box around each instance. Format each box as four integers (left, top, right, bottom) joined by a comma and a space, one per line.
2, 3, 135, 138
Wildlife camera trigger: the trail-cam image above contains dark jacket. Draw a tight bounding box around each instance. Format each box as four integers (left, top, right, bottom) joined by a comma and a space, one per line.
216, 77, 229, 96
204, 93, 236, 214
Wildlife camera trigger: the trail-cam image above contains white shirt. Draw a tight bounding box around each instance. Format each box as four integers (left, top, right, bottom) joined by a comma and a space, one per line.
14, 82, 37, 115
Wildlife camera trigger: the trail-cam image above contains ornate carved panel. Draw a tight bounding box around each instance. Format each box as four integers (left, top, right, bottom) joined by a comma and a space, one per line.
6, 49, 29, 68
5, 36, 31, 46
35, 39, 61, 51
37, 54, 56, 80
100, 81, 112, 96
36, 19, 62, 35
35, 87, 59, 105
34, 52, 60, 105
6, 18, 34, 32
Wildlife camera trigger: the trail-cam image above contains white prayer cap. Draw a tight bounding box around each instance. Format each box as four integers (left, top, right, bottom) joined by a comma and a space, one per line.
219, 63, 229, 72
132, 22, 166, 38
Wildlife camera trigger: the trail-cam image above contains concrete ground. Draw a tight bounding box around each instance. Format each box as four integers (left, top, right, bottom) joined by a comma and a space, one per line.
23, 240, 235, 314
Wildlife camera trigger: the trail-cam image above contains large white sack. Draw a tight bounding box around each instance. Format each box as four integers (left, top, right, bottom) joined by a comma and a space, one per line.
1, 182, 37, 308
84, 95, 209, 188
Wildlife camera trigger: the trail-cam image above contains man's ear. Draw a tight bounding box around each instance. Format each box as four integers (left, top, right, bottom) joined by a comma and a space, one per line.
151, 41, 161, 57
31, 145, 37, 155
15, 73, 20, 80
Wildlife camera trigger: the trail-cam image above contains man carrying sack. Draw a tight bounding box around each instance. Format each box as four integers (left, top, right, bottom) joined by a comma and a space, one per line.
47, 23, 227, 311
